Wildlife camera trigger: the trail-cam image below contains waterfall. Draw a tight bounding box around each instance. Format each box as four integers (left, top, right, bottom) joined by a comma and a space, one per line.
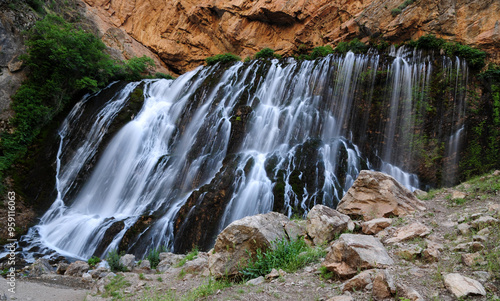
16, 50, 469, 260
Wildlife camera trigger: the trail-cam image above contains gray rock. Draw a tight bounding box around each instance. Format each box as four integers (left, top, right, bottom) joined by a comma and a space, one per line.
451, 190, 467, 200
82, 272, 93, 282
396, 283, 425, 301
396, 244, 422, 260
56, 263, 69, 275
28, 258, 53, 277
306, 204, 352, 246
471, 216, 499, 230
372, 269, 396, 300
341, 269, 375, 292
182, 253, 208, 274
361, 218, 392, 235
208, 212, 292, 278
157, 253, 185, 273
444, 273, 486, 298
323, 234, 393, 278
472, 271, 491, 283
326, 296, 354, 301
138, 259, 151, 269
246, 276, 265, 286
65, 261, 90, 277
457, 223, 471, 235
119, 254, 135, 271
386, 222, 431, 244
89, 267, 110, 279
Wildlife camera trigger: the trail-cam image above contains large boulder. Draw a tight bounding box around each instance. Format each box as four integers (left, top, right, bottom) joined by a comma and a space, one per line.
322, 234, 393, 278
208, 212, 294, 278
360, 218, 392, 235
119, 254, 135, 271
65, 261, 90, 277
306, 204, 353, 246
443, 273, 486, 298
337, 171, 426, 221
28, 258, 53, 277
385, 222, 431, 244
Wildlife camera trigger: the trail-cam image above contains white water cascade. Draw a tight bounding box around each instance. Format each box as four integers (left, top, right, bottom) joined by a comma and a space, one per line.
16, 50, 469, 260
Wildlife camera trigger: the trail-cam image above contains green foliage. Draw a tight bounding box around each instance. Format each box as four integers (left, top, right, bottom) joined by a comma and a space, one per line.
408, 34, 486, 69
175, 246, 199, 268
0, 14, 157, 187
295, 45, 334, 60
484, 224, 500, 279
309, 45, 334, 60
391, 0, 415, 16
205, 53, 241, 66
462, 171, 500, 197
334, 39, 369, 54
240, 237, 326, 280
146, 245, 168, 269
103, 275, 130, 299
254, 48, 281, 60
121, 56, 155, 81
461, 83, 500, 178
318, 265, 334, 280
88, 256, 101, 267
106, 249, 128, 272
154, 72, 175, 80
391, 8, 402, 16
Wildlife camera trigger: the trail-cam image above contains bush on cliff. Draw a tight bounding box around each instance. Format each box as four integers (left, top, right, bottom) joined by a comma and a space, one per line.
254, 48, 282, 60
334, 38, 369, 54
0, 14, 160, 186
205, 53, 241, 66
408, 34, 486, 69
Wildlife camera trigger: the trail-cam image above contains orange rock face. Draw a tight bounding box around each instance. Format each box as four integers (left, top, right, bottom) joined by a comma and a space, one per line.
83, 0, 500, 73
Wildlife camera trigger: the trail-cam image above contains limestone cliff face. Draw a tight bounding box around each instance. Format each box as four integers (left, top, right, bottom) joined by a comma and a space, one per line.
83, 0, 500, 73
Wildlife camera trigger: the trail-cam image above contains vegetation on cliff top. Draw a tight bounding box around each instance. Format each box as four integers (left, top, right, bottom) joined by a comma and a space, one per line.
0, 14, 165, 188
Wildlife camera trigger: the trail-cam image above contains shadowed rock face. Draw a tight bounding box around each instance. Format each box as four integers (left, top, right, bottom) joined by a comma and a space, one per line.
83, 0, 500, 73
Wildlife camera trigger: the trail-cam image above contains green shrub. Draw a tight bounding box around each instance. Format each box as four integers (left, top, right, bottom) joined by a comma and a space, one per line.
154, 72, 175, 80
102, 275, 130, 299
205, 53, 241, 66
240, 237, 326, 280
308, 45, 334, 59
175, 246, 199, 267
0, 14, 157, 187
146, 245, 168, 269
106, 249, 127, 272
391, 8, 402, 16
334, 38, 369, 54
407, 34, 486, 69
88, 256, 101, 267
120, 56, 155, 81
254, 48, 281, 60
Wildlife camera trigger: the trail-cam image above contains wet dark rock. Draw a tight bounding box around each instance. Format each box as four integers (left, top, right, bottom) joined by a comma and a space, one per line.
93, 219, 125, 257
118, 215, 155, 253
173, 154, 243, 253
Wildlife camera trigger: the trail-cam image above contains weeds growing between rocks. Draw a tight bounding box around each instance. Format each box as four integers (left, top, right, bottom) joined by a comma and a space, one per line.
240, 237, 326, 280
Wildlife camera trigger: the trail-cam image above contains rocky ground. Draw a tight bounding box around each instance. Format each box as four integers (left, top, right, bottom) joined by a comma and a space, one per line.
1, 170, 499, 301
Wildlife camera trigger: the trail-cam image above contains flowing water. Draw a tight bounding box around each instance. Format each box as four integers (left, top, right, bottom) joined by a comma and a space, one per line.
15, 50, 469, 260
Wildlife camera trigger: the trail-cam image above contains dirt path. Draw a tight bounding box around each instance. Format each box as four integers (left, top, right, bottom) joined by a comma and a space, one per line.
0, 277, 88, 301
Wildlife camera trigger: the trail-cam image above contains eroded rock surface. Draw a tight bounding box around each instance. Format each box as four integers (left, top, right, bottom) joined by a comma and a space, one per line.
337, 170, 426, 220
208, 211, 294, 278
83, 0, 500, 73
322, 234, 393, 278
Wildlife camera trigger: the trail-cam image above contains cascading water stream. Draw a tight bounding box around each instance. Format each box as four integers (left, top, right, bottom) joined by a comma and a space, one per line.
15, 49, 469, 260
